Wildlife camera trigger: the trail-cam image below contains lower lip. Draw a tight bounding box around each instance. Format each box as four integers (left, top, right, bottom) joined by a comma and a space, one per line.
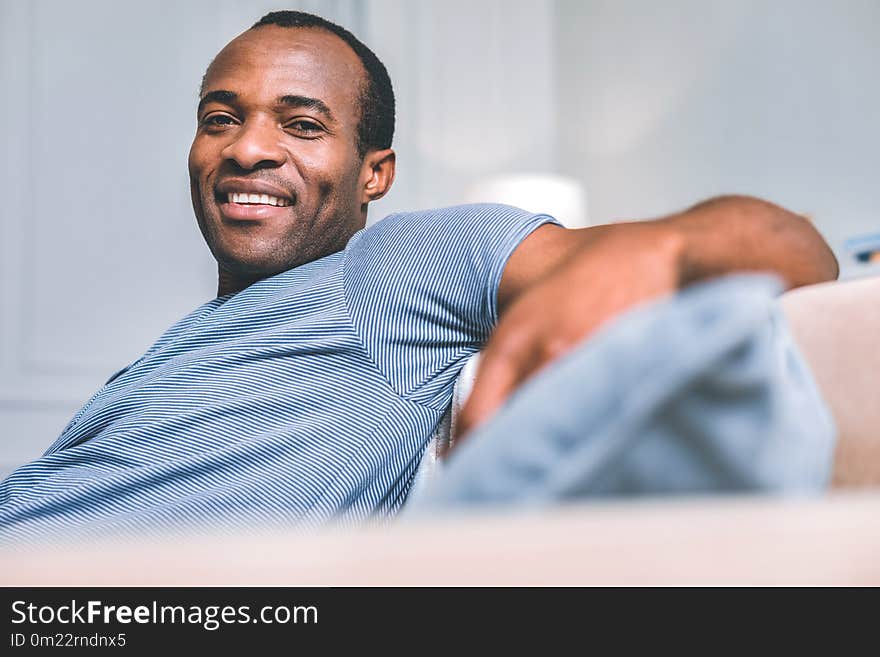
218, 202, 292, 221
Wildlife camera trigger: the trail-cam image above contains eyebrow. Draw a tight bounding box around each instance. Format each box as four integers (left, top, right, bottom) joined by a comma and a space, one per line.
197, 90, 237, 115
278, 94, 335, 122
197, 90, 335, 122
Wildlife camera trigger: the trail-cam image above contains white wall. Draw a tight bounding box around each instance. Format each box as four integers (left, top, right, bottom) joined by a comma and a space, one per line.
556, 0, 880, 272
365, 0, 557, 218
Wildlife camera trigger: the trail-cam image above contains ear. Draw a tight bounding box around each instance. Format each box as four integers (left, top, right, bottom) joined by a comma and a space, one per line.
359, 148, 396, 203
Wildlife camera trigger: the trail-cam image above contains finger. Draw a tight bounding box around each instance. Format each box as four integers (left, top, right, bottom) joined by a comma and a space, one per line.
453, 366, 516, 447
452, 339, 534, 445
452, 332, 585, 450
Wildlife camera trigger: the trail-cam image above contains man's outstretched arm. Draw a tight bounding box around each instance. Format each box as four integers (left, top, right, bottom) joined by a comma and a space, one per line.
455, 194, 839, 441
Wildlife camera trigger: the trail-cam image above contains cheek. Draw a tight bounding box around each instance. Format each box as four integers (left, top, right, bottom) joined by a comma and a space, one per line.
298, 154, 352, 201
316, 174, 333, 193
188, 138, 215, 189
335, 151, 366, 193
299, 138, 359, 180
187, 140, 215, 228
187, 140, 200, 179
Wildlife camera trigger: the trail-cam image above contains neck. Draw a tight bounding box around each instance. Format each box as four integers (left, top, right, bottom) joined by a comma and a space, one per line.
217, 267, 264, 296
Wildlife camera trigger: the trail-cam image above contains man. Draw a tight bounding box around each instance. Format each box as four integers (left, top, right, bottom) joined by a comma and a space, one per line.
0, 11, 837, 542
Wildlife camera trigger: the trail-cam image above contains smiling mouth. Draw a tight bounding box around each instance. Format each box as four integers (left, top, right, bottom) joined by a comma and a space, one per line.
215, 190, 295, 222
222, 192, 292, 207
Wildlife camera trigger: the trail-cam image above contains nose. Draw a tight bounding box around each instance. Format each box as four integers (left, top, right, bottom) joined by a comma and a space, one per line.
220, 116, 286, 170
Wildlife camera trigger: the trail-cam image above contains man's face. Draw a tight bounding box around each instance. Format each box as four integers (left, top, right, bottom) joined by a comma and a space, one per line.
189, 26, 369, 279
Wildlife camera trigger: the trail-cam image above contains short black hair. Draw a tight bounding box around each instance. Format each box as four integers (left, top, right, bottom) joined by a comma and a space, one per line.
251, 10, 395, 157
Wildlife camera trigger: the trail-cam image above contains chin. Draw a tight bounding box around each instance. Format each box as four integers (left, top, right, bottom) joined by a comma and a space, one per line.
223, 255, 293, 279
208, 240, 288, 278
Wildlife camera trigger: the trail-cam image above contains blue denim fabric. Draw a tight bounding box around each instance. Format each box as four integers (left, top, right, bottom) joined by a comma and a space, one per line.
405, 274, 836, 514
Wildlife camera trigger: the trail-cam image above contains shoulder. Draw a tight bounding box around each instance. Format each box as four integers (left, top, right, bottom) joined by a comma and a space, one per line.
346, 204, 558, 264
344, 203, 562, 322
353, 203, 539, 242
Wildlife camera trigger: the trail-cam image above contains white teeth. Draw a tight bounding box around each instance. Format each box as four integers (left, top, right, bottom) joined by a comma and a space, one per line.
227, 191, 290, 206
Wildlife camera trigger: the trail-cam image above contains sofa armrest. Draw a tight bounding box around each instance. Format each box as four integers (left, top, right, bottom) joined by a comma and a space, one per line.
781, 275, 880, 487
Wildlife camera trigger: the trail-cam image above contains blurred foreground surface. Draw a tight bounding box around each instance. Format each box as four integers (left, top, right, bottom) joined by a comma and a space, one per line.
2, 492, 879, 586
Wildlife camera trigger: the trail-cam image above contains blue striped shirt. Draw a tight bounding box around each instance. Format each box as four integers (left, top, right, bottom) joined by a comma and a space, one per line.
0, 204, 557, 543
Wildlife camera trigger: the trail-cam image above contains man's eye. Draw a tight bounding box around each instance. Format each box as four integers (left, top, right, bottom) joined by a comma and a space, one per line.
201, 114, 237, 128
287, 120, 323, 135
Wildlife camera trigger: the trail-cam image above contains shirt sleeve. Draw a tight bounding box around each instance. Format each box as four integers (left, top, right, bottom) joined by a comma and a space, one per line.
343, 203, 561, 408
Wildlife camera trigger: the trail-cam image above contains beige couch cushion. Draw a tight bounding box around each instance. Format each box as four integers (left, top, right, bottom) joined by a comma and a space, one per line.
781, 275, 880, 487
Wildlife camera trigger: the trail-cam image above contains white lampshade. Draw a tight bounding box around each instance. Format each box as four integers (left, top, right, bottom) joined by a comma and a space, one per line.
465, 174, 589, 228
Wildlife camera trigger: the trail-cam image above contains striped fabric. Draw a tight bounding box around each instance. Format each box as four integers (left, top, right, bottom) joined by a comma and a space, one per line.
0, 204, 558, 544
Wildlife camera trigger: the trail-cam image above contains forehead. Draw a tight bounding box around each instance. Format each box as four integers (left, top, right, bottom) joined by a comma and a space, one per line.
202, 26, 365, 122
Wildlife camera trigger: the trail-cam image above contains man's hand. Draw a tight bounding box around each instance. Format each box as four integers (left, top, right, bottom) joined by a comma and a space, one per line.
453, 195, 838, 448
